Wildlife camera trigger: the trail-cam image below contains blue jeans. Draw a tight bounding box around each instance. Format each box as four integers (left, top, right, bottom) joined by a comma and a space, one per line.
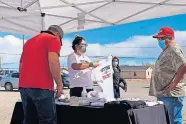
158, 97, 185, 124
114, 86, 120, 98
19, 88, 56, 124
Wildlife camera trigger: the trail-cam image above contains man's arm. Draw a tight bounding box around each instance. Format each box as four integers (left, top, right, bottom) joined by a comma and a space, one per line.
167, 47, 186, 91
48, 52, 62, 88
47, 37, 62, 91
173, 64, 186, 84
167, 64, 186, 91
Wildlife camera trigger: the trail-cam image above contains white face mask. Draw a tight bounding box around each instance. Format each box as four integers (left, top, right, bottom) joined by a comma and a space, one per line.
112, 62, 118, 66
76, 44, 87, 54
79, 46, 86, 53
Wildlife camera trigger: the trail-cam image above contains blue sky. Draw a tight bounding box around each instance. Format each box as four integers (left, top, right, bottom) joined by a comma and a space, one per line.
1, 14, 186, 69
65, 14, 186, 44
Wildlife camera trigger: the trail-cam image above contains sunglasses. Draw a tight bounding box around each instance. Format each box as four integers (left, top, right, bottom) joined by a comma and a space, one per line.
157, 37, 167, 41
79, 44, 88, 47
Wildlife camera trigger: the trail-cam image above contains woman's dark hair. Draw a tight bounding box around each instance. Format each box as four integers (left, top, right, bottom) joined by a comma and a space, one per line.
112, 56, 121, 72
72, 36, 85, 50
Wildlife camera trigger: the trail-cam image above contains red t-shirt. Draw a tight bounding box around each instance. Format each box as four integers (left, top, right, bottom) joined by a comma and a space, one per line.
19, 32, 61, 90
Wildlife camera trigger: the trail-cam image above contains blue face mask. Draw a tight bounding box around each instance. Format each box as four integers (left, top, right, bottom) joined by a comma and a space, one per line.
158, 40, 166, 49
113, 62, 118, 66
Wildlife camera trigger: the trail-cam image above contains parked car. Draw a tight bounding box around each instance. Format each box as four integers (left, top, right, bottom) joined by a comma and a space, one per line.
0, 72, 70, 91
0, 72, 19, 91
61, 72, 70, 88
0, 69, 18, 80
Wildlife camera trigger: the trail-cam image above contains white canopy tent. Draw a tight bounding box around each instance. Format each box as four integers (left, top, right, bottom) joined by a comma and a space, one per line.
0, 0, 186, 36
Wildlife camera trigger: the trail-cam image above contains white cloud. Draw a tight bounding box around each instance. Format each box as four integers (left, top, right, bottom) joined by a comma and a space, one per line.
0, 35, 23, 68
1, 30, 186, 68
60, 30, 186, 58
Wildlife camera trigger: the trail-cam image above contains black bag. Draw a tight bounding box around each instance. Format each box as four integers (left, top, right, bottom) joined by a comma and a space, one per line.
105, 100, 146, 110
120, 100, 146, 109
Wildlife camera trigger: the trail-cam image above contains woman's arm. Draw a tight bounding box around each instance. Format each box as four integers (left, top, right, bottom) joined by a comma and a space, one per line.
71, 63, 91, 70
71, 62, 99, 70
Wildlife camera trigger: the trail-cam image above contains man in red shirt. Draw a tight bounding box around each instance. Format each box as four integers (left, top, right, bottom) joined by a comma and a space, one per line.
19, 25, 63, 124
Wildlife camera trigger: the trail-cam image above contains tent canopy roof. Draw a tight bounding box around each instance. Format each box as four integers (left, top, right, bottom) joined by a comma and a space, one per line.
0, 0, 186, 36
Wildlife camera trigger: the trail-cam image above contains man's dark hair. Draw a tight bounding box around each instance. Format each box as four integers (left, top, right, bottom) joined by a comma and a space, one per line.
47, 25, 64, 38
72, 36, 85, 50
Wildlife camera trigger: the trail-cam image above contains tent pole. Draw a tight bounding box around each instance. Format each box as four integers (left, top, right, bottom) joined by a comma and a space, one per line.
0, 57, 2, 69
22, 35, 24, 50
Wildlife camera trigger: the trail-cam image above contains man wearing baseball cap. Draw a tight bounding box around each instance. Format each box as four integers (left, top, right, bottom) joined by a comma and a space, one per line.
19, 25, 63, 124
149, 27, 186, 124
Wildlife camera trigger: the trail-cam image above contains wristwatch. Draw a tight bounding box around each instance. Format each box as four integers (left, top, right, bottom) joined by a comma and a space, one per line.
89, 62, 94, 67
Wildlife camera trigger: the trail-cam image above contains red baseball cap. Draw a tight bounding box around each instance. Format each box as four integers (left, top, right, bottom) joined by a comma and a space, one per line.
153, 27, 174, 38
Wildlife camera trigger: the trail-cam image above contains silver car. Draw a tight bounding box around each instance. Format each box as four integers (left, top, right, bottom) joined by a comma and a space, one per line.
0, 72, 70, 91
0, 72, 19, 91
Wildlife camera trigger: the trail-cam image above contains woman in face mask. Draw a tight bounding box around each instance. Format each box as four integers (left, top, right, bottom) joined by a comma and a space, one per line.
67, 36, 99, 97
112, 56, 121, 99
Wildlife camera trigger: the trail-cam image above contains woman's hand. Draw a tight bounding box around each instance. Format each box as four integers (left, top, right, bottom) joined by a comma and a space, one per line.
93, 61, 99, 68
